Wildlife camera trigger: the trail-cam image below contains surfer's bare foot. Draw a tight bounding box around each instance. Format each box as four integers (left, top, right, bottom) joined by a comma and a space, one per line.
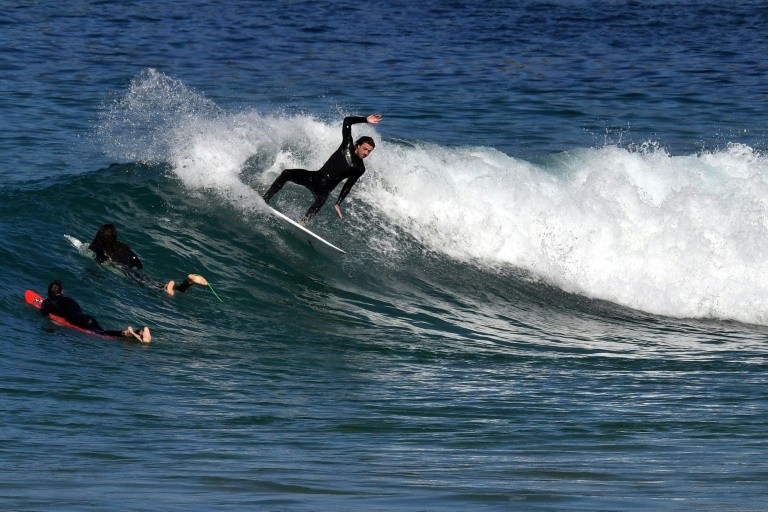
186, 274, 208, 286
165, 280, 176, 296
138, 326, 151, 343
124, 326, 151, 343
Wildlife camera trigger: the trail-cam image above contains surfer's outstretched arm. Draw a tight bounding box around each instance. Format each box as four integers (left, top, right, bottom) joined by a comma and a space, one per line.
332, 173, 362, 221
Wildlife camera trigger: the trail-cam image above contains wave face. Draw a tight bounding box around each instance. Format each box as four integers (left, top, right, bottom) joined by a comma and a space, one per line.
98, 70, 768, 326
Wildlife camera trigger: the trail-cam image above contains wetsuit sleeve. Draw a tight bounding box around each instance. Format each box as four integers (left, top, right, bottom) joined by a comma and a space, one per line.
335, 168, 365, 206
40, 296, 81, 318
128, 250, 143, 270
40, 297, 64, 317
342, 116, 369, 144
89, 242, 109, 263
333, 116, 369, 206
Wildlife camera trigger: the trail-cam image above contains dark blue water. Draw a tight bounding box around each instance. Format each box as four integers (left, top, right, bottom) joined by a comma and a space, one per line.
2, 2, 768, 510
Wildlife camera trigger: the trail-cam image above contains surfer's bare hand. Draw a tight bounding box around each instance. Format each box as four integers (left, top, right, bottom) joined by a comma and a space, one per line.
334, 204, 343, 219
367, 113, 382, 124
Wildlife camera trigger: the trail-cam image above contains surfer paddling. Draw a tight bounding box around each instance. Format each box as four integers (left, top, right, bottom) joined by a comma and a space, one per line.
40, 280, 151, 342
89, 224, 209, 296
262, 113, 382, 225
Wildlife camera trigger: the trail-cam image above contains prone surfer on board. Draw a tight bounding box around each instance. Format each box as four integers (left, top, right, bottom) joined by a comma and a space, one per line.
262, 113, 382, 226
40, 280, 151, 342
89, 224, 208, 296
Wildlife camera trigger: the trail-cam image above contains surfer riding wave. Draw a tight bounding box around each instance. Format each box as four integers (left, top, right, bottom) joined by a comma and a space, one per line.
262, 113, 381, 225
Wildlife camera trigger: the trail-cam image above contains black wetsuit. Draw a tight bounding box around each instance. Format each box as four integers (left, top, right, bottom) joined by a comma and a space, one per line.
263, 116, 369, 221
89, 240, 194, 292
40, 295, 123, 337
90, 239, 143, 269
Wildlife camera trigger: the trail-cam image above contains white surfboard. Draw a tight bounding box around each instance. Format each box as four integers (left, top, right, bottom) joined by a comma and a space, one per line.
266, 205, 346, 255
64, 234, 88, 254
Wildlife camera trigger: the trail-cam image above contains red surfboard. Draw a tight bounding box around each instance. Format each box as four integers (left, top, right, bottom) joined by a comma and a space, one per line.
24, 289, 120, 339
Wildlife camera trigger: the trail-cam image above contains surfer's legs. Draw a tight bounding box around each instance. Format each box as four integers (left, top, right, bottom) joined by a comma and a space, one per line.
124, 267, 204, 297
301, 192, 331, 224
120, 326, 152, 343
264, 167, 331, 224
71, 314, 105, 332
97, 329, 126, 337
125, 268, 165, 290
69, 314, 147, 342
72, 315, 148, 342
164, 274, 208, 296
95, 326, 151, 342
263, 168, 314, 203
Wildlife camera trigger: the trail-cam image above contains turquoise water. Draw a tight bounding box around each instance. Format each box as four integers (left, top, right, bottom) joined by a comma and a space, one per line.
2, 2, 768, 510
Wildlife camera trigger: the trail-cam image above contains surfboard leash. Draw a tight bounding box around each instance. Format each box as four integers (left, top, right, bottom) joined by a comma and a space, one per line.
208, 283, 224, 303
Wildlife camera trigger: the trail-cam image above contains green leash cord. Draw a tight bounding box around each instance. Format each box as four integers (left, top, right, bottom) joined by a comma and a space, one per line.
208, 284, 223, 303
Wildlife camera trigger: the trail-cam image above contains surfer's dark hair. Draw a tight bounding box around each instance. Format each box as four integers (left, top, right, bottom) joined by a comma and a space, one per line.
91, 224, 118, 249
95, 223, 117, 241
48, 280, 63, 297
356, 136, 375, 148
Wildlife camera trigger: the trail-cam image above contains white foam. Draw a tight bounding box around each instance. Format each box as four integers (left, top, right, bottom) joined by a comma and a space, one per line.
100, 69, 380, 213
364, 141, 768, 325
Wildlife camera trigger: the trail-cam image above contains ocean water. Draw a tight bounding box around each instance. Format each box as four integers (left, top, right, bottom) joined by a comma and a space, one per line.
2, 1, 768, 510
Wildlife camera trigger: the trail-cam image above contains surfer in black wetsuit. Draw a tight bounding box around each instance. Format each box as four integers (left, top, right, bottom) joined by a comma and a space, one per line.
89, 224, 208, 295
262, 113, 382, 225
40, 280, 151, 342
